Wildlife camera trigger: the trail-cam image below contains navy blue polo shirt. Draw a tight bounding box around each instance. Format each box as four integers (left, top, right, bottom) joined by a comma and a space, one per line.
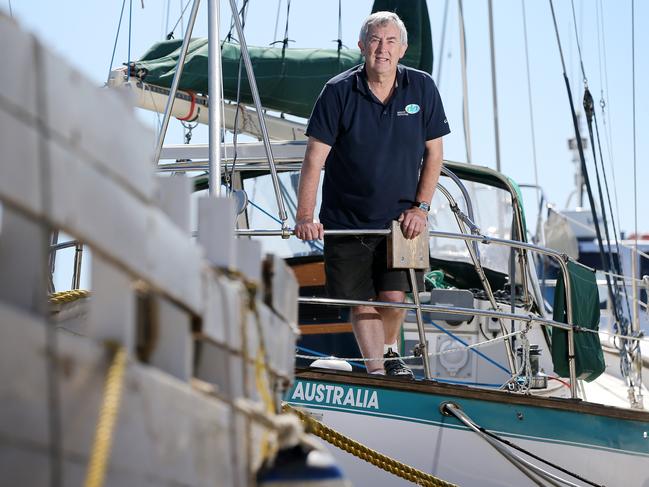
305, 64, 450, 230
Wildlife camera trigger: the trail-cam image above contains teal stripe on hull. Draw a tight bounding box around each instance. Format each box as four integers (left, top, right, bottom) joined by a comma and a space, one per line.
285, 379, 649, 457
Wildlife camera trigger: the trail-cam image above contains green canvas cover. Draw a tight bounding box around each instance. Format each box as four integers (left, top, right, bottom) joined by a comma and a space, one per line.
134, 0, 432, 119
551, 260, 605, 382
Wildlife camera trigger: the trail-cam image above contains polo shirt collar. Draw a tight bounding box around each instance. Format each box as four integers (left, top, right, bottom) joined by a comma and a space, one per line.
354, 63, 409, 95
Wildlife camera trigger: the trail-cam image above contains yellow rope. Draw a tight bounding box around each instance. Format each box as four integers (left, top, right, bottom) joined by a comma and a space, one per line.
283, 404, 458, 487
49, 289, 90, 305
84, 346, 127, 487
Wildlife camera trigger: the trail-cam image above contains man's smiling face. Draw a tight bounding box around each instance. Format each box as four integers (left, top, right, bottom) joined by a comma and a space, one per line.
359, 22, 408, 79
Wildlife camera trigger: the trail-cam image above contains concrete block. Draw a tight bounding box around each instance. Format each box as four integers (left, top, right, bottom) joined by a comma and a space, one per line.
266, 254, 298, 326
41, 44, 155, 201
48, 139, 149, 278
0, 16, 37, 121
197, 196, 236, 269
149, 296, 193, 382
235, 238, 262, 285
194, 336, 230, 392
0, 207, 48, 315
88, 255, 135, 351
221, 277, 243, 352
145, 207, 204, 316
0, 109, 42, 216
256, 302, 277, 374
245, 309, 259, 366
202, 269, 227, 344
231, 410, 250, 487
157, 175, 191, 234
0, 302, 50, 447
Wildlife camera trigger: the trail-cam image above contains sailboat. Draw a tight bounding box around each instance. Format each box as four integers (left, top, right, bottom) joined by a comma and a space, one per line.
4, 0, 647, 485
107, 0, 649, 485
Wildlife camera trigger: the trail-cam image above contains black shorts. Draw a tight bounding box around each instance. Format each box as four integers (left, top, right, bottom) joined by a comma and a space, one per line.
323, 235, 425, 301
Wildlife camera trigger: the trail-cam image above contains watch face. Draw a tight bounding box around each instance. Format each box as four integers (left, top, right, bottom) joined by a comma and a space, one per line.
418, 202, 430, 212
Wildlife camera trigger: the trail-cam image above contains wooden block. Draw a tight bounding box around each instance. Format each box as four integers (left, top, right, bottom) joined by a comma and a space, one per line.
387, 220, 429, 269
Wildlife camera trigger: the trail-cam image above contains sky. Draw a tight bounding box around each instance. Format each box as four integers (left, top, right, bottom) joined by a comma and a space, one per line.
5, 0, 648, 240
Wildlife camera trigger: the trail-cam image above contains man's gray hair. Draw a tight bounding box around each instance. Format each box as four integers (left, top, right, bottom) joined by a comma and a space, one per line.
359, 11, 408, 45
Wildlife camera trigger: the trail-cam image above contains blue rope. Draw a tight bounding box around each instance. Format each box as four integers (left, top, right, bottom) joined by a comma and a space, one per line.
247, 199, 324, 252
428, 320, 511, 375
248, 200, 282, 224
432, 377, 503, 388
296, 345, 366, 370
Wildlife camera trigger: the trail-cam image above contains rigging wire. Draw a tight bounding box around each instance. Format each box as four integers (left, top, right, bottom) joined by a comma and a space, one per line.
7, 0, 13, 17
457, 0, 472, 163
128, 0, 133, 72
562, 0, 640, 397
596, 0, 622, 228
227, 0, 250, 192
521, 0, 540, 212
567, 0, 624, 300
631, 0, 638, 278
179, 0, 185, 37
166, 0, 192, 39
272, 0, 283, 45
547, 0, 618, 319
162, 0, 171, 39
336, 0, 343, 52
107, 0, 128, 82
435, 0, 450, 88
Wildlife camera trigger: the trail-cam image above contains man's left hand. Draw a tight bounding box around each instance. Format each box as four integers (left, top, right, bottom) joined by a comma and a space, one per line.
398, 207, 428, 240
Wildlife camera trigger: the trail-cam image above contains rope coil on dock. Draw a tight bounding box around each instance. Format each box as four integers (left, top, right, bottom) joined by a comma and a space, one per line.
283, 404, 458, 487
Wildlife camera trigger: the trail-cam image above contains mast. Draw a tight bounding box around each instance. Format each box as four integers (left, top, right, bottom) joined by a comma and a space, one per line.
208, 0, 222, 197
487, 0, 501, 171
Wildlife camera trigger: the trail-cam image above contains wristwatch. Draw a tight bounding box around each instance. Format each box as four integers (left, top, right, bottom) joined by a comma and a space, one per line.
414, 201, 430, 212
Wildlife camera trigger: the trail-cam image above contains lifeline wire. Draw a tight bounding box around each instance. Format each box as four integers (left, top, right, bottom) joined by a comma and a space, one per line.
296, 329, 522, 363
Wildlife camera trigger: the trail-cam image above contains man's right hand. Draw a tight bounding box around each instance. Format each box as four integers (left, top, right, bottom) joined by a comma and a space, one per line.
294, 219, 324, 241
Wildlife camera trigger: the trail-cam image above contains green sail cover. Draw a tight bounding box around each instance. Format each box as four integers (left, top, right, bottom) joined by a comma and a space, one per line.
551, 260, 605, 382
134, 0, 432, 119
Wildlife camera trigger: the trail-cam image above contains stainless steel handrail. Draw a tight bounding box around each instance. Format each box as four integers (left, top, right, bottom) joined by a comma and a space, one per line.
238, 226, 579, 396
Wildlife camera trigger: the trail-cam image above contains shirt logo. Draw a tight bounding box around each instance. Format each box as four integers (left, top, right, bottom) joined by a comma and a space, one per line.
405, 103, 420, 114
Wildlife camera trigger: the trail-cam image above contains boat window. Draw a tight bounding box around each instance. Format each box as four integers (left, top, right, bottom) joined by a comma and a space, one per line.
243, 169, 517, 278
430, 176, 514, 276
243, 171, 324, 257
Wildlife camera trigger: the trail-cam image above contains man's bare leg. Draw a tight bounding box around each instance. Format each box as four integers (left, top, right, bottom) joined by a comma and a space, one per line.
378, 290, 407, 348
351, 305, 385, 374
352, 291, 407, 374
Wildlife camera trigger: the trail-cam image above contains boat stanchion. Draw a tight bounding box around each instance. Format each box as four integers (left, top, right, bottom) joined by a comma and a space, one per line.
387, 221, 432, 379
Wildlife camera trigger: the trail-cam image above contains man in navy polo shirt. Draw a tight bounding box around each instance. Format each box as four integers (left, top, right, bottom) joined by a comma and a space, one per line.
295, 11, 450, 377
